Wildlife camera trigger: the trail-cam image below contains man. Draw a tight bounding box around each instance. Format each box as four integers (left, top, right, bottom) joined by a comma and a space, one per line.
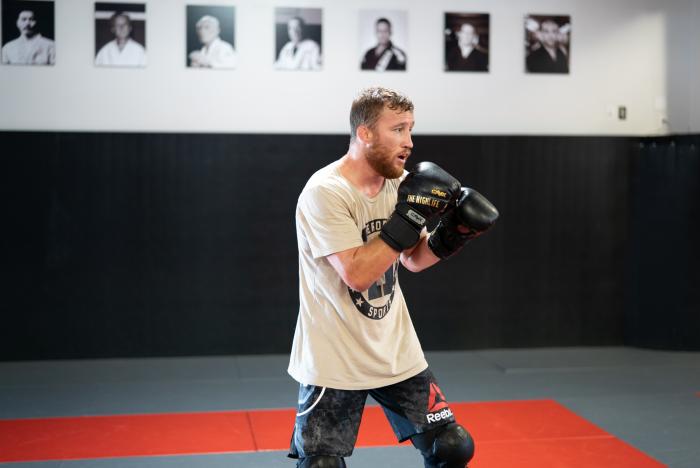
288, 87, 499, 467
275, 16, 321, 70
361, 18, 406, 71
1, 9, 55, 65
95, 11, 146, 67
188, 14, 236, 69
446, 22, 488, 72
526, 19, 569, 74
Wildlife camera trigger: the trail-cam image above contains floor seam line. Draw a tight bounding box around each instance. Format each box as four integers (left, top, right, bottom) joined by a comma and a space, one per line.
244, 411, 259, 452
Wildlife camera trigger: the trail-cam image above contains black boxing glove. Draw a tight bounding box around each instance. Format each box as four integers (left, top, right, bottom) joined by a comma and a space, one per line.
428, 187, 499, 259
380, 162, 461, 252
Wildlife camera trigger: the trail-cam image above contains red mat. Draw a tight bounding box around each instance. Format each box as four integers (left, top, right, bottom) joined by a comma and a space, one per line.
0, 400, 664, 467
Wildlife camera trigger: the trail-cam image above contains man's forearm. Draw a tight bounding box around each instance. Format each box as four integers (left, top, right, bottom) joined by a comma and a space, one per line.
327, 237, 400, 292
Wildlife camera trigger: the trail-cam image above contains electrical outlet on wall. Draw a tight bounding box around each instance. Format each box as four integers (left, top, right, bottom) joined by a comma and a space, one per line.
618, 106, 627, 120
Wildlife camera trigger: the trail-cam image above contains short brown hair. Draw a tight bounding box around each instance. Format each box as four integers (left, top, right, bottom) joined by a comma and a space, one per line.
349, 87, 414, 142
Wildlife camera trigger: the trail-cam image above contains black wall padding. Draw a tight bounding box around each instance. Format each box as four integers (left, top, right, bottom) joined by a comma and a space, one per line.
1, 132, 635, 360
401, 136, 632, 350
626, 136, 700, 350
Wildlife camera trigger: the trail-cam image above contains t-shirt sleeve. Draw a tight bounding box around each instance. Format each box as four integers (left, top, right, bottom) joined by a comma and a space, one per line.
297, 183, 363, 259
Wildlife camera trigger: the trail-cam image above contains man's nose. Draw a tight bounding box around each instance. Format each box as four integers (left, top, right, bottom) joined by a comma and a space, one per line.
404, 133, 413, 149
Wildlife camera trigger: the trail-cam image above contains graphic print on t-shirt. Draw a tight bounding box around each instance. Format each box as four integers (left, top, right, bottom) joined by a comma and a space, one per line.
347, 219, 398, 320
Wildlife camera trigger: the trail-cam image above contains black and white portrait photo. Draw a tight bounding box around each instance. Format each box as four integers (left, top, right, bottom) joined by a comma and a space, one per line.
444, 13, 489, 72
525, 15, 571, 74
186, 5, 236, 69
95, 3, 146, 67
1, 0, 54, 65
359, 10, 407, 72
274, 7, 322, 71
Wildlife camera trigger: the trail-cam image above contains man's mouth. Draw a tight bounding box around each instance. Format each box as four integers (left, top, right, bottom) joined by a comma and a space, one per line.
397, 152, 410, 162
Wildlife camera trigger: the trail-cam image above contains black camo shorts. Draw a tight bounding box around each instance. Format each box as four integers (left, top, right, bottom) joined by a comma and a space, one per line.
288, 368, 456, 459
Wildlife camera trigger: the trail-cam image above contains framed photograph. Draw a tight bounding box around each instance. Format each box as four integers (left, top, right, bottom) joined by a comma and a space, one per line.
525, 14, 571, 74
186, 4, 236, 69
359, 10, 407, 72
274, 7, 322, 71
95, 2, 146, 67
444, 13, 489, 72
1, 0, 55, 65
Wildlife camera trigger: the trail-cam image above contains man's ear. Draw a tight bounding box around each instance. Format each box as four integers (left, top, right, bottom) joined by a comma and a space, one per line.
357, 125, 373, 144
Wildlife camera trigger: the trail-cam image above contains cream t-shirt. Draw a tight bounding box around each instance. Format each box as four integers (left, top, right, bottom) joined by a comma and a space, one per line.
288, 160, 428, 390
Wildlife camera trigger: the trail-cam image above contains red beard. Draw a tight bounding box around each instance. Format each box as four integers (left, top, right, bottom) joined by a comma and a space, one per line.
366, 142, 406, 179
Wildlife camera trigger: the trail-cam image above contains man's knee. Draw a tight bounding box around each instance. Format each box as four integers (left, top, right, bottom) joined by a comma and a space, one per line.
433, 423, 475, 466
297, 455, 347, 467
412, 423, 475, 468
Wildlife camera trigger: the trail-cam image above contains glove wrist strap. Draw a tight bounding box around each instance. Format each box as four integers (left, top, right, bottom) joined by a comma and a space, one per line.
380, 214, 421, 252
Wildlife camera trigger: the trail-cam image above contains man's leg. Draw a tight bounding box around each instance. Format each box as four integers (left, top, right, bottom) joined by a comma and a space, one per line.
369, 368, 475, 467
288, 384, 367, 466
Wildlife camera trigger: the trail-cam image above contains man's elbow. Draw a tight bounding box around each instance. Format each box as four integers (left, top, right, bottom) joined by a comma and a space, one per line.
400, 256, 425, 273
327, 252, 375, 292
404, 264, 426, 273
340, 264, 378, 291
343, 273, 374, 292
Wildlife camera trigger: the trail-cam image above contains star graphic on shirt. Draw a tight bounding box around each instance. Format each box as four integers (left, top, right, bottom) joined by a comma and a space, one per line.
355, 297, 364, 307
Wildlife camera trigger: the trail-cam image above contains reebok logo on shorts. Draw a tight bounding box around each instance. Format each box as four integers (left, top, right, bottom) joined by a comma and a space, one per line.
426, 382, 453, 423
428, 382, 448, 412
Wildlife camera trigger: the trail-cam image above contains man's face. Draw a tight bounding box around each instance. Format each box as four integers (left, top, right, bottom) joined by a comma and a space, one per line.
456, 24, 476, 48
375, 22, 391, 46
539, 21, 559, 48
112, 16, 132, 41
16, 10, 36, 37
364, 107, 414, 179
288, 18, 302, 43
197, 19, 219, 44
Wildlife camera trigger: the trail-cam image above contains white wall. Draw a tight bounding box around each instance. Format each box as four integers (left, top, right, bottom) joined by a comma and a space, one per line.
665, 0, 700, 134
0, 0, 696, 135
686, 0, 700, 133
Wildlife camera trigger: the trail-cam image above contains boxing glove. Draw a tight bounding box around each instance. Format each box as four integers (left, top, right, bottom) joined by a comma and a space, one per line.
428, 187, 499, 259
380, 162, 461, 252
